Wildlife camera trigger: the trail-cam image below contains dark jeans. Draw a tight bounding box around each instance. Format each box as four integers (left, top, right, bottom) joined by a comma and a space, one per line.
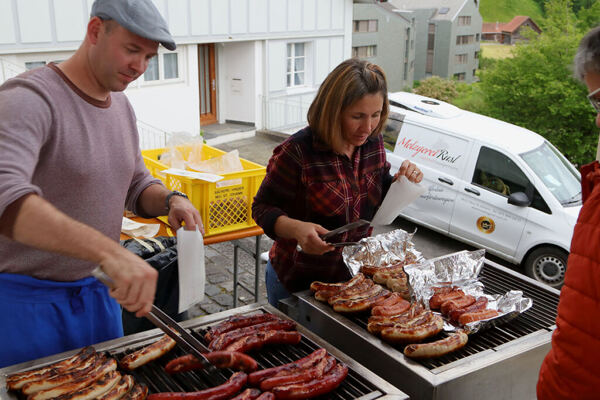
265, 260, 291, 308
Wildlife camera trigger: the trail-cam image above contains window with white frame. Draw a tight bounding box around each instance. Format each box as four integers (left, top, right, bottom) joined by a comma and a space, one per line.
353, 19, 378, 33
287, 42, 306, 88
352, 45, 377, 58
143, 50, 182, 83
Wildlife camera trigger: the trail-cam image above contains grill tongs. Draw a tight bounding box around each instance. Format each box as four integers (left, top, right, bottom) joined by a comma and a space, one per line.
91, 266, 217, 373
321, 219, 370, 247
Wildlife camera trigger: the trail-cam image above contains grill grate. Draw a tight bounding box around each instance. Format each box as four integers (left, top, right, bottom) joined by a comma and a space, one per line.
346, 262, 559, 370
110, 326, 385, 399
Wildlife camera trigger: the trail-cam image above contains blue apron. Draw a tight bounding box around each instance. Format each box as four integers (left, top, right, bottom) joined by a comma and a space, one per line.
0, 273, 123, 368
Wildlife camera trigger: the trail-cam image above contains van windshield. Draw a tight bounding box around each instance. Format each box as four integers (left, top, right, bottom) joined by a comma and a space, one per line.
521, 142, 581, 207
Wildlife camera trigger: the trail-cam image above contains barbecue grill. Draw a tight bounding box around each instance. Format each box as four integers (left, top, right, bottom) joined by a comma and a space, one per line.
0, 304, 408, 400
282, 259, 561, 400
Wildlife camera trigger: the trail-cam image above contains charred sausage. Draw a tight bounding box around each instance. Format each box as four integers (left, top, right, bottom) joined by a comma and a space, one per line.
147, 371, 247, 400
165, 352, 258, 374
96, 374, 135, 400
380, 315, 444, 344
224, 331, 302, 353
404, 331, 469, 359
270, 363, 348, 400
228, 388, 262, 400
120, 335, 176, 370
259, 355, 336, 391
204, 314, 281, 342
247, 349, 327, 386
209, 320, 296, 351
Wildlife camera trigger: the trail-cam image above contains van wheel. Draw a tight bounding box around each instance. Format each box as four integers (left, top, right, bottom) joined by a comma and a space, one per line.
524, 247, 567, 289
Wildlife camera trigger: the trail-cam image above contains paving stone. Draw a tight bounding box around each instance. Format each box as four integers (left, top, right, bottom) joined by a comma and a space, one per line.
212, 293, 234, 307
207, 272, 229, 284
204, 284, 223, 297
199, 302, 225, 315
204, 247, 220, 259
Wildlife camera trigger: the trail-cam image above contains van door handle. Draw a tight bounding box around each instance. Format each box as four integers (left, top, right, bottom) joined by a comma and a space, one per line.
465, 187, 480, 196
438, 177, 454, 185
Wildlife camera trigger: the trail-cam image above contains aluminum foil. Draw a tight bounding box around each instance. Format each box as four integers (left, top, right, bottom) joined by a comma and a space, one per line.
404, 249, 533, 334
342, 229, 423, 276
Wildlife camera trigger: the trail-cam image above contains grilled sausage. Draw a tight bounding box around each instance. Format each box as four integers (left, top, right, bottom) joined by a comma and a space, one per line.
371, 298, 411, 316
360, 263, 405, 277
165, 352, 258, 374
313, 274, 366, 302
429, 289, 464, 310
332, 288, 390, 314
326, 280, 374, 305
255, 393, 275, 400
449, 296, 488, 322
121, 383, 149, 400
370, 292, 402, 308
224, 331, 302, 353
120, 335, 176, 370
259, 355, 336, 391
54, 370, 121, 400
404, 331, 469, 359
247, 349, 327, 386
368, 303, 425, 324
205, 314, 281, 342
270, 362, 348, 400
380, 315, 444, 344
209, 320, 296, 351
22, 352, 103, 395
7, 347, 96, 391
229, 388, 262, 400
458, 309, 499, 325
368, 311, 435, 335
440, 295, 476, 316
147, 371, 247, 400
96, 374, 135, 400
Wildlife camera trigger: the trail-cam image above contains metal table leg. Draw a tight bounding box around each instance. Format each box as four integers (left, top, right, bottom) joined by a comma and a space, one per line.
232, 234, 263, 307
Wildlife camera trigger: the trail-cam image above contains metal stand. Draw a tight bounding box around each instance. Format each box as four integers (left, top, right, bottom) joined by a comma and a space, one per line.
232, 234, 263, 307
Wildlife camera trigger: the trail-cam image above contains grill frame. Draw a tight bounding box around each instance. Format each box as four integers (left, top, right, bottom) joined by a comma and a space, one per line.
284, 259, 561, 400
0, 304, 408, 400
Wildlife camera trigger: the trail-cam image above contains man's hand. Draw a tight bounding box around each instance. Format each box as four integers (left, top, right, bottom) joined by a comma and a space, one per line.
167, 195, 204, 234
100, 247, 158, 317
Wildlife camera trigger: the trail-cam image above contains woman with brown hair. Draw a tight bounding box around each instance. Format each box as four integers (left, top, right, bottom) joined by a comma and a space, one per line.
252, 58, 423, 307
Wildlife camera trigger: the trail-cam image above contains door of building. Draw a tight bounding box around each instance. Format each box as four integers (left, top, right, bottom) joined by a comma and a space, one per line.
198, 43, 217, 125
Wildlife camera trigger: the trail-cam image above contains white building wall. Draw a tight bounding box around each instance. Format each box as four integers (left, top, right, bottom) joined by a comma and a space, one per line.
0, 0, 353, 135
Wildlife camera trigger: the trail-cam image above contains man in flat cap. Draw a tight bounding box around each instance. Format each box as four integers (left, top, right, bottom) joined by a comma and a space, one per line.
0, 0, 201, 367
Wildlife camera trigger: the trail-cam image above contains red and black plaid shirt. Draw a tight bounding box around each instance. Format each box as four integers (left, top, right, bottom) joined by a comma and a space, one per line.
252, 127, 392, 293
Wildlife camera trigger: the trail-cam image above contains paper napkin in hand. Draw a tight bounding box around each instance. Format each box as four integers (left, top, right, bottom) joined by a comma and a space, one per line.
371, 176, 427, 226
177, 227, 205, 313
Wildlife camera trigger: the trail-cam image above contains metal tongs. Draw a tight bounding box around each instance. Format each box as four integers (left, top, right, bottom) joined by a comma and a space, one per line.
91, 266, 217, 373
321, 219, 370, 247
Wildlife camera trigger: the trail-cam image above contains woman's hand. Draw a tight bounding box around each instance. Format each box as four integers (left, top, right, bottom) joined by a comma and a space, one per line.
274, 216, 334, 255
394, 159, 423, 183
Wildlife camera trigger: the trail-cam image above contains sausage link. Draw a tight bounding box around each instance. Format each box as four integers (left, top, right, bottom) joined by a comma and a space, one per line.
121, 384, 149, 400
7, 347, 97, 391
259, 355, 336, 391
224, 331, 302, 353
440, 295, 476, 316
96, 374, 135, 400
54, 370, 121, 400
247, 348, 327, 386
449, 296, 488, 322
205, 314, 281, 342
209, 320, 296, 351
368, 311, 434, 335
165, 351, 258, 374
120, 335, 177, 370
271, 363, 348, 400
458, 309, 499, 325
147, 371, 247, 400
255, 393, 275, 400
332, 288, 389, 313
429, 289, 464, 310
326, 280, 374, 305
371, 298, 411, 316
404, 331, 469, 359
228, 388, 262, 400
380, 315, 444, 344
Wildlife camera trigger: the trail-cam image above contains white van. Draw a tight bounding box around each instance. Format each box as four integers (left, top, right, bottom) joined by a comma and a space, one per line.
385, 92, 582, 288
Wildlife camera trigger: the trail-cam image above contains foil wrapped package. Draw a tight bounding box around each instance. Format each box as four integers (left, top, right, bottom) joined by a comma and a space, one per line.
404, 249, 533, 334
342, 229, 423, 276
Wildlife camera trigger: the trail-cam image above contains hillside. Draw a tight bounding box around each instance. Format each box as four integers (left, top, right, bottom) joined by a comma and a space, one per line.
479, 0, 544, 24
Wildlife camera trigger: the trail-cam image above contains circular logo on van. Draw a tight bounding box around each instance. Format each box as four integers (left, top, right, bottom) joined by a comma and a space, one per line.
477, 216, 495, 234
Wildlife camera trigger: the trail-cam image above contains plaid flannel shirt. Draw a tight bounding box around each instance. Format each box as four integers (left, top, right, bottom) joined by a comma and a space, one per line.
252, 127, 392, 293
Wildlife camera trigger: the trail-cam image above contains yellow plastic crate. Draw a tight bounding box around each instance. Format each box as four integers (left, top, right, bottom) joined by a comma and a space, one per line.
142, 145, 266, 237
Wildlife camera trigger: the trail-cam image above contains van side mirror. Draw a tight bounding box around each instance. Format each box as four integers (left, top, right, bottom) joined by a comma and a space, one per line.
508, 192, 531, 207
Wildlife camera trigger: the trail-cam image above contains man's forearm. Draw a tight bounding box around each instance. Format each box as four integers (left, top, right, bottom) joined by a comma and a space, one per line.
136, 183, 170, 217
0, 194, 124, 264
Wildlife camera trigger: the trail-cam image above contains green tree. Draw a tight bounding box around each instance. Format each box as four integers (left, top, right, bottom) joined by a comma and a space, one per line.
577, 1, 600, 31
479, 0, 596, 165
412, 76, 458, 103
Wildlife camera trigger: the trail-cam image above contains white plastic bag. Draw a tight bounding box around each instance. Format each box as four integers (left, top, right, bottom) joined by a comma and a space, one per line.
176, 227, 205, 313
371, 176, 427, 226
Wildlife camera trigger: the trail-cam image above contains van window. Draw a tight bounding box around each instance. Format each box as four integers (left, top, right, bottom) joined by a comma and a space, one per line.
472, 147, 528, 195
383, 112, 405, 151
521, 142, 581, 206
472, 146, 551, 213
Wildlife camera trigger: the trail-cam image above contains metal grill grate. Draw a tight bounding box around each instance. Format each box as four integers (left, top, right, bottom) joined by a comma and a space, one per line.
110, 327, 385, 399
344, 262, 559, 370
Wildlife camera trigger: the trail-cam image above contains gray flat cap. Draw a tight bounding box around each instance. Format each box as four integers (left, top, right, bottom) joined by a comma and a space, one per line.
91, 0, 176, 50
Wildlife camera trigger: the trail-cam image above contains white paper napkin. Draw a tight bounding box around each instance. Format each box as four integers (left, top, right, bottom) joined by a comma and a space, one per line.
121, 217, 160, 238
371, 175, 427, 226
177, 227, 206, 313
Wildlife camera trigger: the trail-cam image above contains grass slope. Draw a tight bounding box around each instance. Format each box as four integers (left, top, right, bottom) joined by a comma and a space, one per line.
479, 0, 544, 23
